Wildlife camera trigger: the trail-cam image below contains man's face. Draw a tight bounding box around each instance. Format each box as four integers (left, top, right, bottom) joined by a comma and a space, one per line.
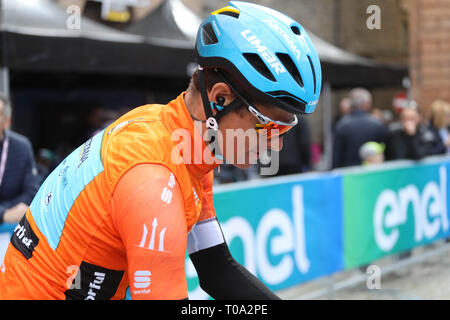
401, 108, 420, 135
217, 103, 293, 169
339, 97, 351, 115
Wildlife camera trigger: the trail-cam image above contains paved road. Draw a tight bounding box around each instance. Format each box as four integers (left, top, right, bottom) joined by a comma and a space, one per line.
278, 241, 450, 300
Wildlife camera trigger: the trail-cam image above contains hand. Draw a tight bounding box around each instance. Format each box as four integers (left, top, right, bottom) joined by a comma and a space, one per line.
3, 202, 28, 224
445, 137, 450, 148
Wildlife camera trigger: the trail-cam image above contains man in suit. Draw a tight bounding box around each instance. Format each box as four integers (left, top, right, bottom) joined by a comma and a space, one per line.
332, 88, 386, 168
0, 94, 39, 225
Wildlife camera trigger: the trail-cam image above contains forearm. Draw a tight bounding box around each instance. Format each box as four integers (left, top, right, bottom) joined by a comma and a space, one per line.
0, 199, 21, 224
0, 192, 33, 224
189, 243, 281, 300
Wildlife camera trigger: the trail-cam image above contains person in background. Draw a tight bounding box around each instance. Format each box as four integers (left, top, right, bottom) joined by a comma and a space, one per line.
332, 96, 351, 132
0, 94, 39, 225
384, 106, 446, 161
357, 140, 386, 274
429, 100, 450, 154
332, 88, 386, 168
35, 148, 55, 184
371, 108, 394, 127
359, 141, 385, 166
274, 116, 312, 176
213, 164, 250, 184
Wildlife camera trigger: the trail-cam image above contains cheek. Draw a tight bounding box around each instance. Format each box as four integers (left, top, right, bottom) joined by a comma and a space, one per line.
219, 112, 261, 159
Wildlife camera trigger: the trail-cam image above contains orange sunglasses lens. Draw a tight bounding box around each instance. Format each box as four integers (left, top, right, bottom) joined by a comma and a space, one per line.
255, 122, 293, 138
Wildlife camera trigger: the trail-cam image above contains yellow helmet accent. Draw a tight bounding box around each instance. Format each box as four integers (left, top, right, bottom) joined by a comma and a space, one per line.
211, 6, 240, 17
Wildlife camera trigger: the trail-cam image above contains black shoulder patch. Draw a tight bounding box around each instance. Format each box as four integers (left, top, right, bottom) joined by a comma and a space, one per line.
11, 215, 39, 259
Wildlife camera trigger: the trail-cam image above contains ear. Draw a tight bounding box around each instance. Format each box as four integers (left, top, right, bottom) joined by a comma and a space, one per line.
5, 117, 11, 130
207, 82, 236, 113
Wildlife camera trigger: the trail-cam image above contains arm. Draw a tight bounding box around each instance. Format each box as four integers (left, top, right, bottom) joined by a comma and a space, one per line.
0, 139, 39, 224
111, 164, 189, 300
189, 229, 281, 300
188, 171, 280, 300
0, 203, 28, 224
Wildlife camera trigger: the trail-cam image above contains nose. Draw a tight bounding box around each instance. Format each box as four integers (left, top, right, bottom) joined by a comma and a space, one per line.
267, 135, 283, 152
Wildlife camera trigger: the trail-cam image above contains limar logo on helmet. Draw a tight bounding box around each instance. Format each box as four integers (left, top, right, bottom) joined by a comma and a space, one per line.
240, 29, 286, 75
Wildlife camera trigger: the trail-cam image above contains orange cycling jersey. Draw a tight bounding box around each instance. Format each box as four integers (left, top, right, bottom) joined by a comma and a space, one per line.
0, 93, 224, 300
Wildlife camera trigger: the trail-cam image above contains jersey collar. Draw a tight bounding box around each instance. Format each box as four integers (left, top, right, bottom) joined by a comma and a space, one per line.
170, 92, 221, 179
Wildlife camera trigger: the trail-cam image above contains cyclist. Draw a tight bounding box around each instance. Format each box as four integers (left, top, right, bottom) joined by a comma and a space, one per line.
0, 1, 321, 300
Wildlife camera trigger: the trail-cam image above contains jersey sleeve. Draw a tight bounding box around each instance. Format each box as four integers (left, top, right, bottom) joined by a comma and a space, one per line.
198, 170, 216, 222
111, 164, 188, 300
187, 170, 225, 255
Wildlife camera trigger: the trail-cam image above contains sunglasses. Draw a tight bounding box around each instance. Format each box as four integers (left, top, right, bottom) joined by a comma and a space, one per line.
248, 105, 298, 138
213, 69, 298, 138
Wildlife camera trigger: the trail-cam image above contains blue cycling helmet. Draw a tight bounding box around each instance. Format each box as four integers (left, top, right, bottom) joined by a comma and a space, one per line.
195, 1, 322, 115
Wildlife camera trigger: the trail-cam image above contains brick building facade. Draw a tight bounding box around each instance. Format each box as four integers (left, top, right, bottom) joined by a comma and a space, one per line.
404, 0, 450, 114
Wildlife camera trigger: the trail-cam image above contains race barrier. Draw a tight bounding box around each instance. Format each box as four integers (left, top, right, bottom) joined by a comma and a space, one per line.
1, 156, 450, 299
186, 155, 450, 299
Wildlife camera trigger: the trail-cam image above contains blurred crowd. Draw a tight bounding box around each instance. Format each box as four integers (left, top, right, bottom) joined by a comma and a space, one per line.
215, 87, 450, 184
332, 88, 450, 170
0, 97, 126, 226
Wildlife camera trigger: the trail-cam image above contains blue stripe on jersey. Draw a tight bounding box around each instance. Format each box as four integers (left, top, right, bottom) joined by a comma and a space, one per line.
30, 130, 105, 250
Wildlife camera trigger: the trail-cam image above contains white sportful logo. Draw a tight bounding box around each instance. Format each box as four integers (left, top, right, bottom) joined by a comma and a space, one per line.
133, 270, 151, 295
14, 224, 34, 249
85, 272, 105, 300
138, 218, 167, 252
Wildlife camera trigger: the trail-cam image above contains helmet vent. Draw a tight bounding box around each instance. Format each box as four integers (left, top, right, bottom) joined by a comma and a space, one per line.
217, 10, 240, 19
243, 53, 276, 81
202, 23, 218, 45
276, 53, 304, 88
307, 55, 317, 94
291, 26, 301, 35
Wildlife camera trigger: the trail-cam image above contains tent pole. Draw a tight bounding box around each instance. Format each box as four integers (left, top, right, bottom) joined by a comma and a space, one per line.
0, 0, 9, 99
322, 81, 332, 171
0, 67, 9, 99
